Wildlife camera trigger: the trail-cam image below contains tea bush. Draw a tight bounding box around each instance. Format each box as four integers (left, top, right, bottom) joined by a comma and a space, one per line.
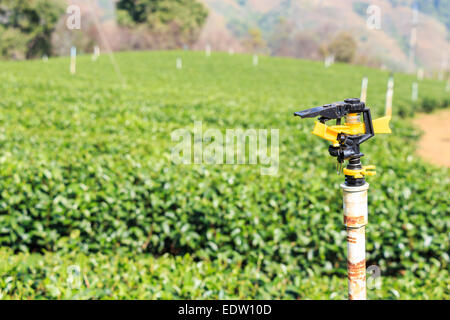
0, 51, 448, 298
0, 248, 447, 299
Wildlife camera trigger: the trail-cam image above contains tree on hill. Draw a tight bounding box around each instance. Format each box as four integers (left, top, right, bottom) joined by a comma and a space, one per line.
0, 0, 64, 60
242, 28, 266, 53
327, 32, 357, 63
116, 0, 208, 47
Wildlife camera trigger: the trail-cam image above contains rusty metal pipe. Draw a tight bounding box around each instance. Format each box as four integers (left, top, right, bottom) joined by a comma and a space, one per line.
341, 183, 369, 300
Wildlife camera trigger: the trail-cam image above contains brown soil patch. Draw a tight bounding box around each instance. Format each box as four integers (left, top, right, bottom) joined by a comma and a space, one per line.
413, 109, 450, 167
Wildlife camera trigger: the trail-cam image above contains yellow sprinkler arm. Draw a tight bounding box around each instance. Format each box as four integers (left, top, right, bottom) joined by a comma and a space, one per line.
294, 98, 391, 182
311, 116, 391, 145
294, 98, 392, 300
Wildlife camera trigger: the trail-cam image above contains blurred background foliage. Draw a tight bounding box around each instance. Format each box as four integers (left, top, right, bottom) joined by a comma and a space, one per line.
0, 0, 209, 60
0, 0, 64, 59
115, 0, 208, 48
0, 0, 449, 75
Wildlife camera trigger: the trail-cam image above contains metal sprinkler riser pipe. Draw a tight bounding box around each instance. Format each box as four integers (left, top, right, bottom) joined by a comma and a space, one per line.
341, 182, 369, 300
294, 98, 391, 300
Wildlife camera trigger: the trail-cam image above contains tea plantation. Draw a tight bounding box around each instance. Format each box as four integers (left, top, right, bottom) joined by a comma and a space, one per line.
0, 51, 448, 299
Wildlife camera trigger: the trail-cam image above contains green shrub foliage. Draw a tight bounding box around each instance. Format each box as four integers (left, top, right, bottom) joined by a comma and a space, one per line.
0, 51, 448, 281
0, 0, 64, 59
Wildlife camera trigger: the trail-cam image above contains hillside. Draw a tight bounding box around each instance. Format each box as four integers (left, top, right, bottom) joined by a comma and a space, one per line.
196, 0, 449, 72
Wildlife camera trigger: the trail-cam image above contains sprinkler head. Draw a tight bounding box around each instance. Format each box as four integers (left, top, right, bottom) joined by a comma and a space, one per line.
294, 98, 391, 186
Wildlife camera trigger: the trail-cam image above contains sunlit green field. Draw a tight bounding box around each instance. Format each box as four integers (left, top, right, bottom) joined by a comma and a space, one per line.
0, 51, 448, 299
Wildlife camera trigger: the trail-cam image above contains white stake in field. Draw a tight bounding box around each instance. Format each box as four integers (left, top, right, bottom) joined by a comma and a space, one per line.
205, 44, 211, 57
176, 57, 182, 70
360, 77, 368, 103
385, 77, 394, 116
412, 82, 418, 102
253, 54, 258, 67
417, 68, 424, 80
324, 55, 334, 68
70, 46, 77, 75
92, 45, 100, 61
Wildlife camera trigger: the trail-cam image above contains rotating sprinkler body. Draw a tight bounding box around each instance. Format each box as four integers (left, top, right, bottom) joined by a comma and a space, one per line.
294, 98, 391, 300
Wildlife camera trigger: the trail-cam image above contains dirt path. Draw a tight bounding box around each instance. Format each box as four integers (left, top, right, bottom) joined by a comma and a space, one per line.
413, 109, 450, 167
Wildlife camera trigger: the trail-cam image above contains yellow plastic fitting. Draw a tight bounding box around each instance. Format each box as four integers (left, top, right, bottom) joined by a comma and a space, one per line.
343, 165, 377, 178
